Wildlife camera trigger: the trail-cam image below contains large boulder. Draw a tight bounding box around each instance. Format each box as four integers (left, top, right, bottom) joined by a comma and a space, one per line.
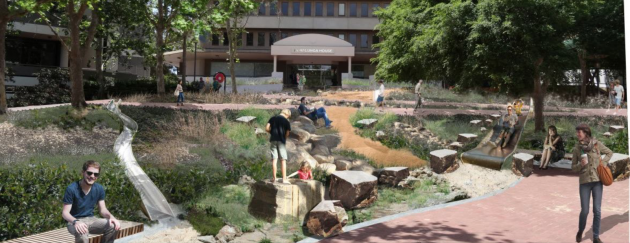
249, 179, 324, 225
311, 145, 331, 156
317, 163, 337, 175
296, 115, 315, 126
429, 149, 458, 174
289, 127, 311, 143
335, 160, 352, 171
289, 108, 300, 120
512, 153, 534, 177
295, 148, 319, 169
329, 171, 378, 209
378, 167, 410, 187
310, 134, 342, 149
607, 153, 630, 181
215, 225, 242, 242
313, 154, 335, 164
306, 200, 348, 237
293, 121, 316, 134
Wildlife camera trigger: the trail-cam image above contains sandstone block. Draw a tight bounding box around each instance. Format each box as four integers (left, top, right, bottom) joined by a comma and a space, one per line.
378, 167, 410, 186
329, 171, 378, 209
310, 134, 341, 149
512, 153, 534, 177
357, 119, 378, 128
306, 200, 348, 237
457, 133, 478, 143
335, 160, 352, 171
607, 153, 630, 181
317, 163, 337, 175
448, 142, 463, 150
313, 154, 335, 164
609, 125, 624, 133
430, 149, 458, 174
236, 116, 256, 124
249, 179, 324, 225
469, 120, 482, 126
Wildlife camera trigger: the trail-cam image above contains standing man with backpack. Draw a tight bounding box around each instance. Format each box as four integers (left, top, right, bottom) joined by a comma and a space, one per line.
266, 109, 292, 184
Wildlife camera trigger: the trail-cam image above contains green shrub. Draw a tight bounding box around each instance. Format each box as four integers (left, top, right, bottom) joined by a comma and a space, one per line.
237, 108, 274, 127
259, 238, 273, 243
187, 207, 225, 236
194, 185, 265, 233
221, 122, 267, 150
349, 108, 377, 128
8, 68, 71, 107
11, 105, 120, 131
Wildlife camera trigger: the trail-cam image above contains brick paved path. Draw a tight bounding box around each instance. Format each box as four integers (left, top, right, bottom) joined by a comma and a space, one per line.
320, 169, 629, 243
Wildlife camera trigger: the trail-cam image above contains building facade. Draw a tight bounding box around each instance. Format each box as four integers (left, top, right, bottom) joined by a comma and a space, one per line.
165, 0, 390, 87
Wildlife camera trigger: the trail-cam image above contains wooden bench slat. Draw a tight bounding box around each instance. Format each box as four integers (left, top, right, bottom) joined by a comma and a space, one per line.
1, 221, 143, 243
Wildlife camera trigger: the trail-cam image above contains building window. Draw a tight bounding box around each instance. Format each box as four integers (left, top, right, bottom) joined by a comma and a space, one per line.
270, 32, 277, 45
304, 2, 312, 16
293, 2, 300, 16
315, 2, 323, 16
361, 3, 368, 17
372, 35, 379, 45
360, 34, 368, 48
281, 32, 288, 39
281, 2, 289, 16
270, 2, 277, 15
338, 34, 345, 40
349, 3, 357, 17
384, 4, 390, 8
349, 34, 357, 46
258, 4, 265, 15
246, 32, 254, 46
258, 32, 265, 46
223, 32, 229, 46
212, 34, 220, 45
326, 2, 334, 16
372, 4, 379, 17
6, 36, 60, 66
338, 3, 345, 16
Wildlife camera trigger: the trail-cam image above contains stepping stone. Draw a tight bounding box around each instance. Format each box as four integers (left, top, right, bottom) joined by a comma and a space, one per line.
357, 119, 378, 128
480, 127, 487, 132
248, 179, 325, 225
430, 149, 458, 174
376, 130, 385, 138
607, 153, 630, 181
377, 167, 410, 187
236, 116, 256, 124
306, 200, 348, 237
512, 153, 534, 177
448, 142, 463, 150
491, 114, 501, 120
469, 120, 482, 126
457, 133, 478, 143
254, 127, 266, 135
329, 171, 378, 209
609, 125, 625, 133
603, 132, 612, 138
485, 119, 493, 126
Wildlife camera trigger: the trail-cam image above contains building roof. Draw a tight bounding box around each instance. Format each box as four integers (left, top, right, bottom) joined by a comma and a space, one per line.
273, 34, 352, 47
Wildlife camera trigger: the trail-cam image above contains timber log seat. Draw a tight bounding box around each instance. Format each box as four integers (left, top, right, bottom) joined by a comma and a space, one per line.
2, 220, 143, 243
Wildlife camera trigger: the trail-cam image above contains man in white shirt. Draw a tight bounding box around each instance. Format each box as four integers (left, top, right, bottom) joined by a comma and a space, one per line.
414, 79, 423, 111
613, 79, 625, 114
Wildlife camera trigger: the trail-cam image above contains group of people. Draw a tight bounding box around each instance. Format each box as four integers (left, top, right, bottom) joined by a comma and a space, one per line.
174, 78, 223, 106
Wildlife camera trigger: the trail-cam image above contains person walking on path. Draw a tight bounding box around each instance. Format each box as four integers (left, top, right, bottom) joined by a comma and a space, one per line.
298, 73, 306, 91
571, 124, 613, 243
376, 80, 385, 111
298, 97, 333, 128
62, 160, 121, 243
613, 80, 625, 114
539, 125, 564, 170
175, 80, 184, 106
266, 109, 292, 184
414, 79, 423, 111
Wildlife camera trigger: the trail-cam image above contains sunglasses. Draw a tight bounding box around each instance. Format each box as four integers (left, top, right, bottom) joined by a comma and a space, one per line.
86, 171, 100, 177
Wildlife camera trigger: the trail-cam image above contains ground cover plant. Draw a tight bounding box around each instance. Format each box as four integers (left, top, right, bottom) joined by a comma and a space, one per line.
518, 115, 629, 155
115, 91, 269, 105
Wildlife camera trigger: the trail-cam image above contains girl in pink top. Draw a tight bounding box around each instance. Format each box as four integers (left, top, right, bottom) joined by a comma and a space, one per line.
297, 162, 313, 180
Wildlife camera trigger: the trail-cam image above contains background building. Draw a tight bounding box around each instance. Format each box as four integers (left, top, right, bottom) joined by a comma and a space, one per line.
165, 0, 390, 87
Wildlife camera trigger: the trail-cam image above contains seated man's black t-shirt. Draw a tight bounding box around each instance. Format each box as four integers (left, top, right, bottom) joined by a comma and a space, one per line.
298, 104, 317, 120
268, 115, 291, 144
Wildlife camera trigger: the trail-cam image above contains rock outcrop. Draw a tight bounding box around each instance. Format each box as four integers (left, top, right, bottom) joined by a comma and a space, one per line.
248, 179, 324, 225
429, 149, 459, 174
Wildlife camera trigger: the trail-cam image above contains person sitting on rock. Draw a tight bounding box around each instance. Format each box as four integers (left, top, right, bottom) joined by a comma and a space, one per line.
490, 104, 518, 149
297, 161, 313, 180
539, 125, 564, 170
298, 97, 333, 128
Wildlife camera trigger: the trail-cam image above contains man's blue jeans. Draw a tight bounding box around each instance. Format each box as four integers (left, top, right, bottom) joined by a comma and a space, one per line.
309, 107, 331, 127
579, 181, 603, 238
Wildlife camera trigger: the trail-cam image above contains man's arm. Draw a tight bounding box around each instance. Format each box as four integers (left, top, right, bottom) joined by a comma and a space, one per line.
266, 123, 271, 133
63, 204, 89, 234
98, 200, 121, 230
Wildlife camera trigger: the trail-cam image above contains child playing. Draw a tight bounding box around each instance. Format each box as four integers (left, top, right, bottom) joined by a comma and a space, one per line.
297, 162, 313, 180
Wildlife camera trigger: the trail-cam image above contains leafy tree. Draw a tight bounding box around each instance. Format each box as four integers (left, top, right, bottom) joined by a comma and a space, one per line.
214, 0, 261, 94
0, 0, 55, 114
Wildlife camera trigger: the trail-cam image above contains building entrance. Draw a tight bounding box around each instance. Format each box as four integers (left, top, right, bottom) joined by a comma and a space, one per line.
285, 64, 339, 88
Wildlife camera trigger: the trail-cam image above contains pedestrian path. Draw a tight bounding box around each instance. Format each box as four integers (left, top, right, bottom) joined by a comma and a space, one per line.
317, 169, 629, 243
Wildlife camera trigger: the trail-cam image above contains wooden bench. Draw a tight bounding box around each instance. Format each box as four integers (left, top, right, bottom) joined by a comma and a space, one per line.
3, 220, 143, 243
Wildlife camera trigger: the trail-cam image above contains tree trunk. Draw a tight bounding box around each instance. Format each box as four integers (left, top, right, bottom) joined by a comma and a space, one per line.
96, 36, 105, 99
533, 58, 545, 132
594, 68, 600, 98
227, 19, 237, 94
69, 15, 87, 109
578, 52, 589, 104
181, 32, 187, 90
156, 27, 165, 95
0, 20, 7, 114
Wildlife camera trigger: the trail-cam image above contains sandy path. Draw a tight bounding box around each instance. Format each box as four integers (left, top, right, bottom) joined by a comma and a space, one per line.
326, 106, 426, 168
322, 89, 404, 103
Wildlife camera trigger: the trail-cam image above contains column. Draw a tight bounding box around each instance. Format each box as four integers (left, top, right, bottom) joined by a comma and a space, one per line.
273, 55, 277, 72
348, 57, 352, 73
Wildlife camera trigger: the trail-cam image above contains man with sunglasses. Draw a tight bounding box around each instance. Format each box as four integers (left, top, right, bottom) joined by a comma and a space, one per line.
490, 104, 519, 149
62, 160, 120, 243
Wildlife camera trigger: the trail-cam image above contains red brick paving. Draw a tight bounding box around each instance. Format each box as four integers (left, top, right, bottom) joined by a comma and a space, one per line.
321, 169, 629, 243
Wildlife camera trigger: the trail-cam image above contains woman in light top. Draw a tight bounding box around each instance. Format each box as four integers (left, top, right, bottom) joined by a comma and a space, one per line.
376, 80, 385, 111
